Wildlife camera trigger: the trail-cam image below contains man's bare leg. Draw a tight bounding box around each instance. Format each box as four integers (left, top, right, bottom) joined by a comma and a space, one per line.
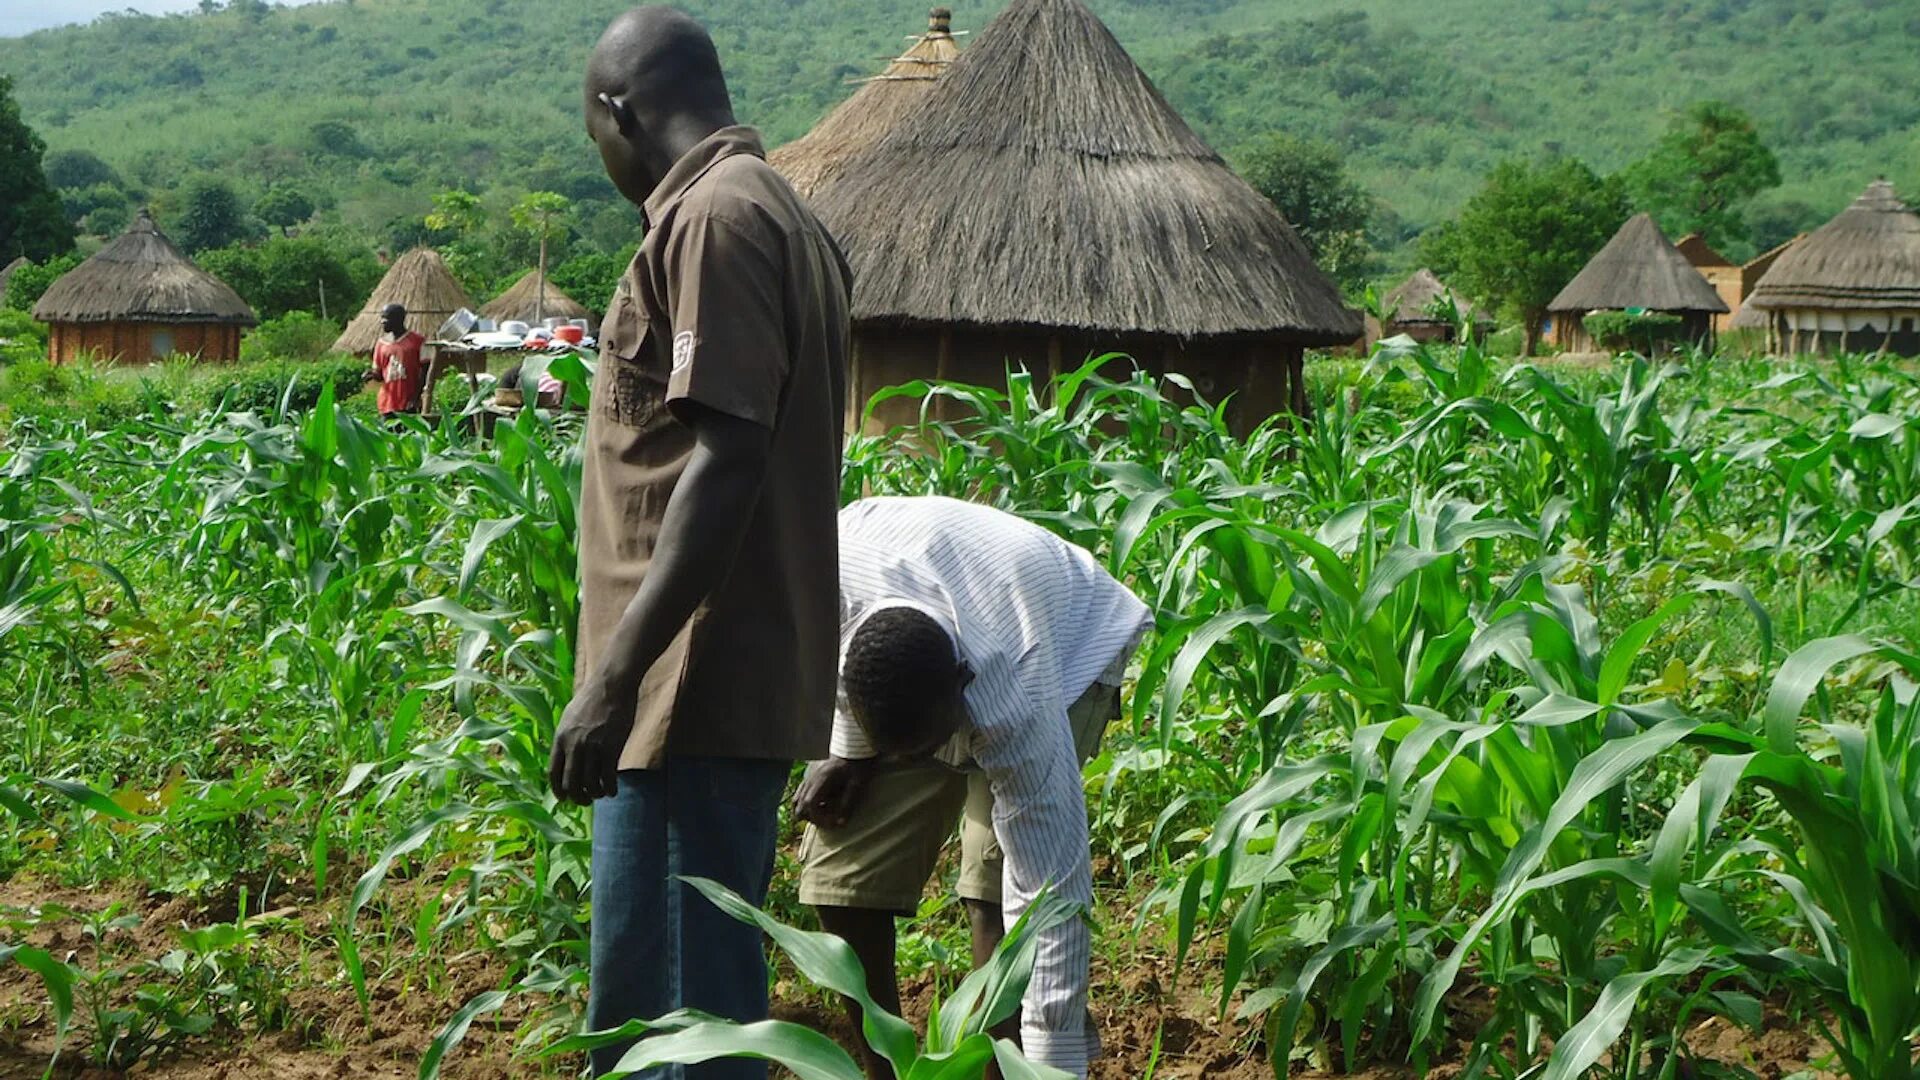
816, 905, 900, 1079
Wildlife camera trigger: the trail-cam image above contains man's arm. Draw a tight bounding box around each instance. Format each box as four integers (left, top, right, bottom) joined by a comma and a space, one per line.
548, 401, 772, 804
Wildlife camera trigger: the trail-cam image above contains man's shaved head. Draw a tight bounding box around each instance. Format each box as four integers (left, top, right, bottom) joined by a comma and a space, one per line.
585, 7, 737, 207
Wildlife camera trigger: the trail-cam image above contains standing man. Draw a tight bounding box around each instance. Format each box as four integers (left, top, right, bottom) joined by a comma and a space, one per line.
368, 303, 426, 418
794, 496, 1153, 1080
549, 7, 850, 1079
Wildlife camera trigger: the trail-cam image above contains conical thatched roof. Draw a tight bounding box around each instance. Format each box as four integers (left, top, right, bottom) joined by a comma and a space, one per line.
332, 248, 473, 354
807, 0, 1359, 344
0, 257, 26, 299
480, 269, 595, 329
32, 211, 255, 326
1743, 181, 1920, 312
1549, 213, 1727, 315
1382, 268, 1490, 327
770, 8, 963, 199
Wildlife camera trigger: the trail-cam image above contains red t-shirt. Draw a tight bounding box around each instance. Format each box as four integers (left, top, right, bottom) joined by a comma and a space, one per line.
372, 331, 426, 415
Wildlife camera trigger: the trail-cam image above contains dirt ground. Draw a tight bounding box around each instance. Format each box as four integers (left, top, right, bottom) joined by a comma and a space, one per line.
0, 878, 1842, 1080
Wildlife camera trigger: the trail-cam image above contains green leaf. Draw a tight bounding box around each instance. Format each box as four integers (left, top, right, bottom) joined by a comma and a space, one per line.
1598, 593, 1696, 705
1764, 636, 1879, 753
419, 989, 509, 1080
990, 1039, 1077, 1080
602, 1017, 866, 1080
38, 777, 147, 822
1541, 949, 1714, 1080
0, 944, 74, 1052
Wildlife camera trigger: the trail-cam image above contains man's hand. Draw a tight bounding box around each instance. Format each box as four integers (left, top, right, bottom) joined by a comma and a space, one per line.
792, 756, 878, 828
548, 678, 636, 805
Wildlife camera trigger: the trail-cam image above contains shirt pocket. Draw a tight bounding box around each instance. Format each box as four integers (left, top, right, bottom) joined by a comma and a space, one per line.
597, 292, 669, 428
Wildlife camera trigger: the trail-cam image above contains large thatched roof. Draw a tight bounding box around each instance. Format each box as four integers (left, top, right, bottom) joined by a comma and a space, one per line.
770, 8, 963, 199
1549, 213, 1727, 315
480, 269, 595, 329
806, 0, 1359, 344
332, 248, 473, 354
1381, 268, 1491, 327
32, 211, 255, 326
1743, 180, 1920, 312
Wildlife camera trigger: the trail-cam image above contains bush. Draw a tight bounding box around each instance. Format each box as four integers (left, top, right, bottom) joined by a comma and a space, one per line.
1583, 310, 1687, 354
3, 253, 82, 312
0, 308, 48, 365
202, 356, 369, 414
240, 312, 343, 364
0, 355, 142, 427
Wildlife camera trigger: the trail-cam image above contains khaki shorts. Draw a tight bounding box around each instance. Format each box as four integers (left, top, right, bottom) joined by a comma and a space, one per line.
798, 680, 1122, 914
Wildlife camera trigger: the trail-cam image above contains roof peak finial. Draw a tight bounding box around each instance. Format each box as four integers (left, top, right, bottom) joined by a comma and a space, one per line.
929, 7, 951, 33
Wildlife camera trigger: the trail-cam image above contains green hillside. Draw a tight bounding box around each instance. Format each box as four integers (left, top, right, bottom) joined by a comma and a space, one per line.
2, 0, 1916, 271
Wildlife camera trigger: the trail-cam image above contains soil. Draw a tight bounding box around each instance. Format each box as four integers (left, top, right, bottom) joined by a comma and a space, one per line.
0, 878, 1843, 1080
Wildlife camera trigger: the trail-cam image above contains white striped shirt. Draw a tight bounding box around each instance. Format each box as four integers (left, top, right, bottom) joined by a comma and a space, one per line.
833, 496, 1152, 1076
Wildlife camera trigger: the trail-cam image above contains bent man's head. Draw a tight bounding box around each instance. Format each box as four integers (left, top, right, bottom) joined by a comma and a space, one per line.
381, 303, 407, 336
584, 7, 737, 208
842, 607, 972, 758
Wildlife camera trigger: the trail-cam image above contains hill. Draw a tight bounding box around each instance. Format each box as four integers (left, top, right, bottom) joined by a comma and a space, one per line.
1, 0, 1916, 273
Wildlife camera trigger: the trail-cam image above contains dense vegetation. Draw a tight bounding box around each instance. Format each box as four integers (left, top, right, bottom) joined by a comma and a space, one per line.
2, 340, 1918, 1077
1, 0, 1915, 273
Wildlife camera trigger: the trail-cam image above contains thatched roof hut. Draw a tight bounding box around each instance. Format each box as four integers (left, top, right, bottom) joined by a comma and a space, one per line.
1740, 181, 1920, 355
1728, 234, 1807, 331
0, 256, 26, 300
32, 210, 256, 364
1368, 268, 1491, 345
770, 8, 963, 199
480, 269, 596, 331
804, 0, 1358, 433
1548, 213, 1726, 352
332, 248, 473, 354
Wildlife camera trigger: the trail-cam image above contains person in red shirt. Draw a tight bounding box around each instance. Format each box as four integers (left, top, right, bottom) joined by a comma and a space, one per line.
368, 303, 426, 417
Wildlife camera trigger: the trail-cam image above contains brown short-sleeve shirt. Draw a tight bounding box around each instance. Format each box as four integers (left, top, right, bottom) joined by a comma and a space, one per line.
576, 126, 850, 770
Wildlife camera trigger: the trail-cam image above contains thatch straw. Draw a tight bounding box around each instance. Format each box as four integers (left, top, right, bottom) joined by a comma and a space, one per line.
32, 211, 255, 326
1674, 233, 1732, 269
1382, 268, 1490, 326
806, 0, 1359, 344
770, 8, 963, 198
331, 248, 474, 354
0, 256, 26, 299
1549, 213, 1727, 315
480, 269, 596, 329
1743, 180, 1920, 311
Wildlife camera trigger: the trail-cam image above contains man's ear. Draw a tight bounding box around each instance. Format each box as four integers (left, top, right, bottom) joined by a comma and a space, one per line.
597, 91, 638, 136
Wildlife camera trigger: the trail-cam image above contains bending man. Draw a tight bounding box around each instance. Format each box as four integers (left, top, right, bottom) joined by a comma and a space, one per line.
794, 495, 1152, 1080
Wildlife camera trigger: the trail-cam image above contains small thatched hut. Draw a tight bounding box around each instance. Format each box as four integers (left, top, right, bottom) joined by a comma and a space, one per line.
0, 256, 26, 300
770, 8, 963, 199
332, 248, 473, 355
1368, 268, 1492, 345
1674, 233, 1743, 332
32, 211, 255, 364
1738, 181, 1920, 356
481, 270, 596, 331
804, 0, 1359, 434
1548, 213, 1726, 353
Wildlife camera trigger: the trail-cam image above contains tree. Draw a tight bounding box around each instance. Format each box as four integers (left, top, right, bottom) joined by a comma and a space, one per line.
1423, 155, 1629, 355
509, 191, 573, 322
1624, 100, 1780, 254
197, 235, 368, 321
254, 184, 315, 235
0, 76, 76, 263
3, 253, 83, 312
551, 248, 633, 316
173, 176, 252, 253
42, 149, 121, 191
1235, 133, 1374, 290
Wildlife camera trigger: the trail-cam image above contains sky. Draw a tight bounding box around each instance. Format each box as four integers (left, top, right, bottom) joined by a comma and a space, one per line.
0, 1, 322, 37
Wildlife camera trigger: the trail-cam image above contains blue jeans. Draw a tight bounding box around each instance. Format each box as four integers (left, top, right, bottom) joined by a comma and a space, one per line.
588, 757, 792, 1079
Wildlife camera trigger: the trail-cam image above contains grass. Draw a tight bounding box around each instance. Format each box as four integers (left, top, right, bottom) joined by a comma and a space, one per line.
0, 338, 1916, 1078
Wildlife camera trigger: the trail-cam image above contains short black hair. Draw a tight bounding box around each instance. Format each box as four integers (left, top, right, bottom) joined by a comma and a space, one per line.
842, 607, 963, 749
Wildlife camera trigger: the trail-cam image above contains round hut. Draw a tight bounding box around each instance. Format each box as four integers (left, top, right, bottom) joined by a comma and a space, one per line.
1369, 268, 1492, 345
805, 0, 1359, 434
332, 248, 473, 355
1548, 213, 1727, 354
481, 269, 596, 332
32, 210, 256, 365
770, 8, 963, 200
1739, 181, 1920, 356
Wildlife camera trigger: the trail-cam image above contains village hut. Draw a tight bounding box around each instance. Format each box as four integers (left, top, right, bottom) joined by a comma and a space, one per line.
31, 210, 255, 365
770, 8, 963, 199
1548, 213, 1727, 353
0, 256, 26, 300
1674, 233, 1743, 332
1738, 181, 1920, 356
804, 0, 1359, 434
331, 248, 473, 355
1727, 234, 1805, 336
481, 269, 596, 332
1367, 268, 1492, 345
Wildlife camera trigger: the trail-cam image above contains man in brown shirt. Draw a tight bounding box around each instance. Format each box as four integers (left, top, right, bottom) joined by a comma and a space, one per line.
549, 8, 849, 1077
